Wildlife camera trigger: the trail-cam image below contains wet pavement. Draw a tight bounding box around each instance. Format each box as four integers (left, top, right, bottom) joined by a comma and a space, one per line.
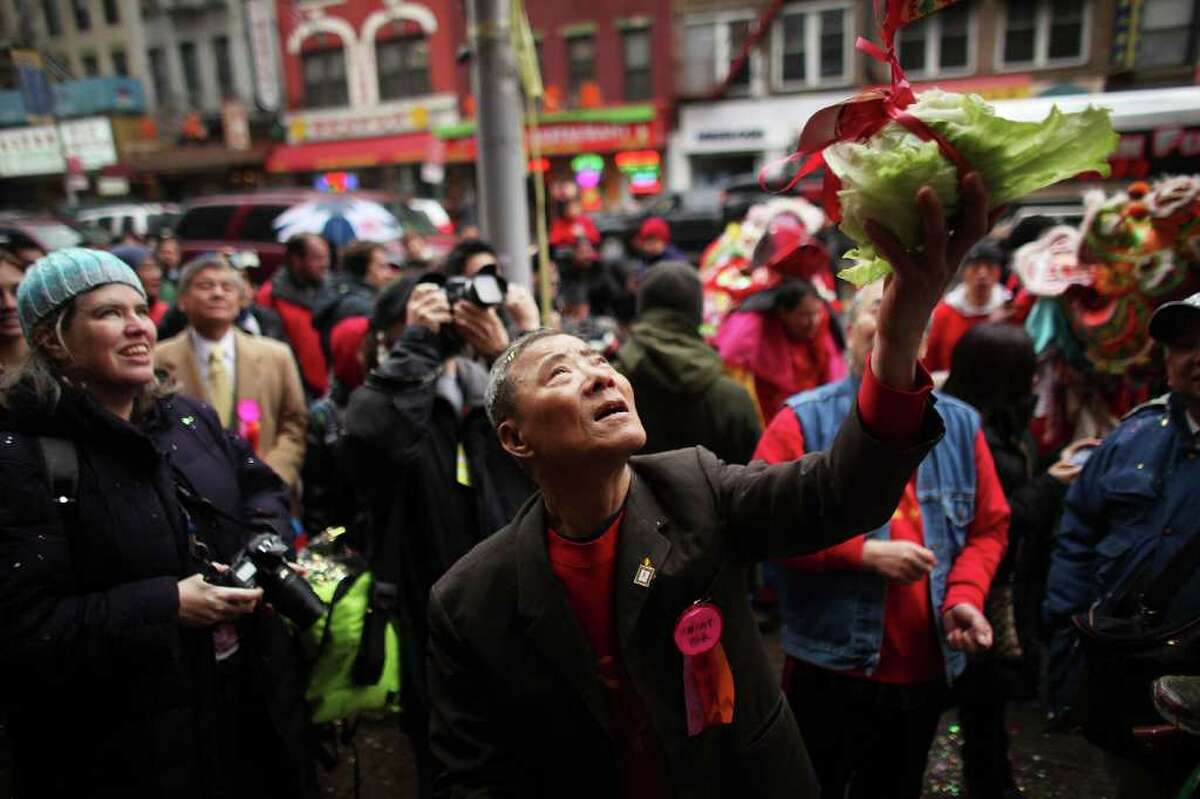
320, 628, 1121, 798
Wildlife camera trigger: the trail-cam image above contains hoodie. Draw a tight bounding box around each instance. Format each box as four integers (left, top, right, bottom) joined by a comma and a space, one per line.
615, 309, 762, 463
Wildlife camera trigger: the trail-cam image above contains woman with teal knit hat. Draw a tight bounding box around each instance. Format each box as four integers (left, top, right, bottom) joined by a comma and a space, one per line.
0, 248, 316, 798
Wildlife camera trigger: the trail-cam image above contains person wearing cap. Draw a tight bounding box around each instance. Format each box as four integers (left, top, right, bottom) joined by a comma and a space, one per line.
155, 254, 308, 489
112, 243, 170, 326
923, 240, 1012, 374
0, 249, 29, 374
1043, 291, 1200, 795
344, 274, 536, 799
0, 248, 316, 798
631, 217, 687, 272
613, 262, 760, 463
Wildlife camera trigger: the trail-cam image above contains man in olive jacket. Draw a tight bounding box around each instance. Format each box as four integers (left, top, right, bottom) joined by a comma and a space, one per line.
613, 261, 761, 463
428, 176, 993, 798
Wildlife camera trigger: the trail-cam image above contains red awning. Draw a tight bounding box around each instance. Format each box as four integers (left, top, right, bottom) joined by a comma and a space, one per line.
266, 132, 431, 173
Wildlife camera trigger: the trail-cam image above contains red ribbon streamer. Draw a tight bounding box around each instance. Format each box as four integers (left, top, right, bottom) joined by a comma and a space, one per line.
768, 32, 975, 222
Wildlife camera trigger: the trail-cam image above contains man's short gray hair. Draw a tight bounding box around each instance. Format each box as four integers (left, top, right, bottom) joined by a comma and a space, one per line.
485, 328, 571, 429
177, 254, 235, 295
843, 282, 884, 332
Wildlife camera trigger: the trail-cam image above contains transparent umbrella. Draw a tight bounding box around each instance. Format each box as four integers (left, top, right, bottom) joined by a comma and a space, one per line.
272, 198, 401, 247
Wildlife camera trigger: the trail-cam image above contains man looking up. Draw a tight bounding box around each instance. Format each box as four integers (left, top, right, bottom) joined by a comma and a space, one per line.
157, 255, 307, 488
257, 233, 333, 399
426, 174, 995, 798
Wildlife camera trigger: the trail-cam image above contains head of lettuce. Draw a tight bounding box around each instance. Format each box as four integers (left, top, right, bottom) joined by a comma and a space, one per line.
827, 89, 1117, 286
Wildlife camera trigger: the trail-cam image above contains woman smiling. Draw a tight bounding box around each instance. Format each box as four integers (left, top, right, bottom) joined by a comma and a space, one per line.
0, 249, 315, 798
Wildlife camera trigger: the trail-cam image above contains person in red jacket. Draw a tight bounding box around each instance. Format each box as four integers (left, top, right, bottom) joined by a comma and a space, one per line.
256, 233, 333, 399
756, 280, 1010, 799
924, 240, 1012, 373
548, 196, 601, 250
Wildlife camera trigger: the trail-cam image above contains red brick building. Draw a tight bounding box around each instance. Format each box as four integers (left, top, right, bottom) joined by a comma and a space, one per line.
436, 0, 676, 211
265, 0, 460, 192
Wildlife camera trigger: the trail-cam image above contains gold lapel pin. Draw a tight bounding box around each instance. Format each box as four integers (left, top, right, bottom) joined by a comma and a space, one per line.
634, 556, 656, 588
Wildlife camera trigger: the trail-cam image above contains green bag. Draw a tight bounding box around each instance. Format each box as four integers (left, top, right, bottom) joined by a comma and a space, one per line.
302, 571, 402, 724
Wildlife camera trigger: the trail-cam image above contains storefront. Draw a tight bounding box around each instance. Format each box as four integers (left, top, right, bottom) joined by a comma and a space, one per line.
264, 94, 459, 196
670, 78, 1200, 196
433, 103, 669, 213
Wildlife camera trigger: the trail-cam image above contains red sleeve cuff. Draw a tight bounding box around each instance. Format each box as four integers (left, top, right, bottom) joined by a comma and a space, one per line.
857, 357, 934, 446
943, 585, 987, 615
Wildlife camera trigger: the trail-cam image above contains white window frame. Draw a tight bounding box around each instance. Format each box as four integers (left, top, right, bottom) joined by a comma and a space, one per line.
995, 0, 1092, 72
681, 11, 763, 97
894, 3, 978, 79
771, 0, 855, 92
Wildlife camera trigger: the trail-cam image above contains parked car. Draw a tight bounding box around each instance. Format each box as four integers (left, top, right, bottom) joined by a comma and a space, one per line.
73, 202, 182, 242
718, 172, 824, 226
175, 190, 453, 283
0, 212, 83, 255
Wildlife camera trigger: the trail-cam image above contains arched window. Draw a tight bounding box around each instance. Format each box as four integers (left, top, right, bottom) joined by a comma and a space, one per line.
376, 20, 430, 101
301, 32, 349, 108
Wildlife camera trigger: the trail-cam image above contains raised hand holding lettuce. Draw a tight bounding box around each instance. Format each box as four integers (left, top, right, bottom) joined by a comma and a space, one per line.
829, 89, 1117, 286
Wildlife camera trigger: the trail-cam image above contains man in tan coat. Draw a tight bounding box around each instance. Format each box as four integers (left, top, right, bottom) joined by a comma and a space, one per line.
155, 254, 307, 487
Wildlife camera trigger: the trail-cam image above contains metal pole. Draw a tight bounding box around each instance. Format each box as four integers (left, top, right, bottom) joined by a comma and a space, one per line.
467, 0, 532, 289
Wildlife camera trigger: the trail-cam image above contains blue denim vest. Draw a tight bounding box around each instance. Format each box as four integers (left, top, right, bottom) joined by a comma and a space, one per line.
777, 375, 980, 682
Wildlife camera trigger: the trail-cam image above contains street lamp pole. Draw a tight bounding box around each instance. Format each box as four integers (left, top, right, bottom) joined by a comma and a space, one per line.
466, 0, 532, 289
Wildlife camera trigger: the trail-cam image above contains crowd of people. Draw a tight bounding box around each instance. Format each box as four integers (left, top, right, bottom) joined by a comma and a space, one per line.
0, 170, 1197, 799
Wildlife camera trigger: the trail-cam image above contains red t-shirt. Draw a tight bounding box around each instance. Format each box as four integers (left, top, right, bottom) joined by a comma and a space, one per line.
754, 402, 1010, 684
548, 512, 666, 798
924, 300, 991, 373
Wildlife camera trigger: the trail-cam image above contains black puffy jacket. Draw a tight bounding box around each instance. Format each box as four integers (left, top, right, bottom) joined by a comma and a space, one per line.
0, 386, 316, 799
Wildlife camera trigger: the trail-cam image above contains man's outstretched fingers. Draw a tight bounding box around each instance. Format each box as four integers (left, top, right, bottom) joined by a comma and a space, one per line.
918, 187, 948, 266
949, 173, 990, 266
865, 219, 912, 275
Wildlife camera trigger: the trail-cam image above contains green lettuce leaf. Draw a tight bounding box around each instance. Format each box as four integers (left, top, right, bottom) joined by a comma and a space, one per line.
826, 89, 1117, 286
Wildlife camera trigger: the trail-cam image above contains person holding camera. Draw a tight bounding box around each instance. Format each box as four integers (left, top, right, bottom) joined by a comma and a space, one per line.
0, 249, 317, 798
344, 274, 536, 799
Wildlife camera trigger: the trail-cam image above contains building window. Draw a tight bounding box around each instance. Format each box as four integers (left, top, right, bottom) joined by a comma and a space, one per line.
680, 16, 758, 96
1137, 0, 1195, 68
999, 0, 1089, 69
101, 0, 117, 25
148, 47, 170, 104
377, 34, 430, 100
111, 47, 127, 76
81, 53, 99, 76
302, 45, 349, 108
212, 35, 232, 98
179, 41, 201, 106
896, 1, 974, 77
566, 33, 596, 104
71, 0, 89, 31
622, 27, 652, 101
42, 0, 62, 36
773, 3, 852, 89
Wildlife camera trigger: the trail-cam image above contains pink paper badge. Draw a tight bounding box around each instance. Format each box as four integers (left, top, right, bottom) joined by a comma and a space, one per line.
674, 603, 723, 657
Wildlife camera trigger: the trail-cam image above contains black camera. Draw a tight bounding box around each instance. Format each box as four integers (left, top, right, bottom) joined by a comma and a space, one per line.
444, 273, 505, 307
213, 533, 326, 629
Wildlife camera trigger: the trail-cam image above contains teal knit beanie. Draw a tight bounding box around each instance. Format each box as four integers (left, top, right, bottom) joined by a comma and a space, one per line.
17, 248, 146, 341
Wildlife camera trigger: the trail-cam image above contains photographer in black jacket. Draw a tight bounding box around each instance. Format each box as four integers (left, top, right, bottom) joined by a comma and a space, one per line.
344, 274, 535, 798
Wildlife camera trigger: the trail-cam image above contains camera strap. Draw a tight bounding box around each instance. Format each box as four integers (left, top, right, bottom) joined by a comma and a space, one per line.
36, 436, 79, 509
